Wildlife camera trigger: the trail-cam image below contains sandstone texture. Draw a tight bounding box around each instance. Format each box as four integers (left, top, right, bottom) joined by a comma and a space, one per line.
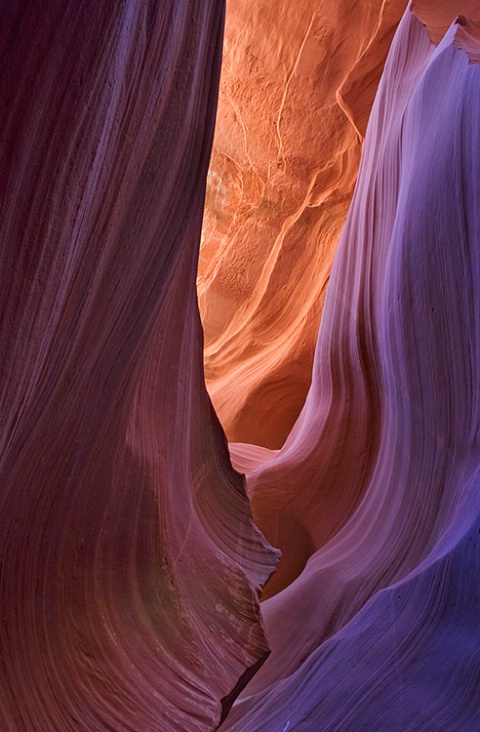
0, 3, 277, 730
2, 1, 480, 731
223, 4, 480, 729
199, 0, 408, 448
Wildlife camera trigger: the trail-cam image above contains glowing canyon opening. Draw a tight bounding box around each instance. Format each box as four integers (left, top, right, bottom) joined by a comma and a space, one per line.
1, 2, 480, 731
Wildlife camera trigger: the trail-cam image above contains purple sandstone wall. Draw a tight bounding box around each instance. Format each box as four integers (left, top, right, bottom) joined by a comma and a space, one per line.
1, 2, 479, 731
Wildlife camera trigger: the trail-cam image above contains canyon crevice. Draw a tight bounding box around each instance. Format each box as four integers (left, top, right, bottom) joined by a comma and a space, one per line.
1, 1, 479, 731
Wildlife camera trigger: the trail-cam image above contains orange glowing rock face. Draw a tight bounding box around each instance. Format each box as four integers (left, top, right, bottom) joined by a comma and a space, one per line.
412, 0, 480, 43
199, 0, 408, 449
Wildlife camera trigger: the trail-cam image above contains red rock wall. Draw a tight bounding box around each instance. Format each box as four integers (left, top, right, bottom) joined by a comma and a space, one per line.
0, 3, 277, 730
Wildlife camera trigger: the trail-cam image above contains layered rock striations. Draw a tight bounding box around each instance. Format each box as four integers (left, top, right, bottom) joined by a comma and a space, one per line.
2, 1, 480, 731
222, 4, 480, 730
199, 0, 408, 449
0, 3, 277, 731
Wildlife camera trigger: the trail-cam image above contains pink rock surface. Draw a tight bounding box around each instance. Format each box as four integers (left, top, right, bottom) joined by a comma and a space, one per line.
221, 4, 480, 729
0, 3, 277, 730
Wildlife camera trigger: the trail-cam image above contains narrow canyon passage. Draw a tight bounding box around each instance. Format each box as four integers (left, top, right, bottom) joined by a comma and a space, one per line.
1, 1, 479, 731
198, 0, 408, 450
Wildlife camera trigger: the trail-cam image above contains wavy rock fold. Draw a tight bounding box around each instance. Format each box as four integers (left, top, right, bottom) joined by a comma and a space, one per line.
0, 3, 277, 730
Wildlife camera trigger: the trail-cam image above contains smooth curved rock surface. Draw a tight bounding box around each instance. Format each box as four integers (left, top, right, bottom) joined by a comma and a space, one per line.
222, 5, 480, 730
2, 1, 480, 731
199, 0, 408, 449
412, 0, 480, 42
0, 3, 277, 731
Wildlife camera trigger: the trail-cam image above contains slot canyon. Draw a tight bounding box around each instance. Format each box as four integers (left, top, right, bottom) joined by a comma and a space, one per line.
1, 1, 479, 731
